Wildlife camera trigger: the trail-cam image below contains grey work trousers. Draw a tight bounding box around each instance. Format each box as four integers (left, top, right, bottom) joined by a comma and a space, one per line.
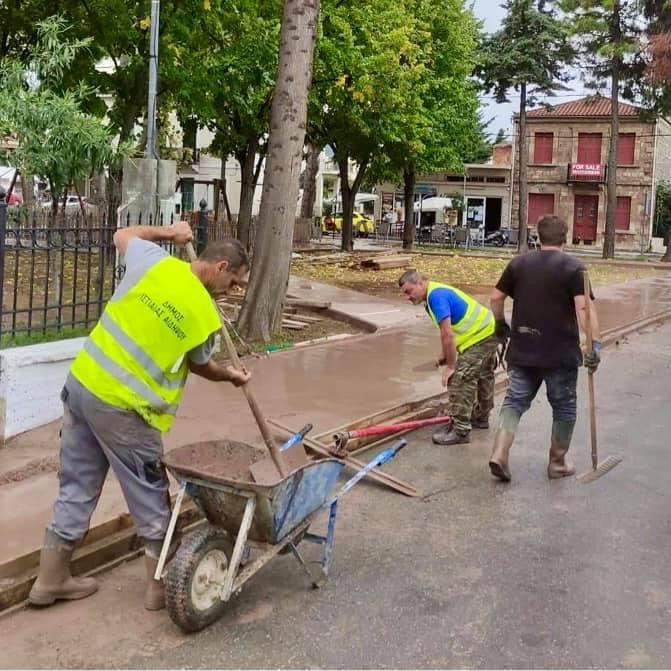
49, 375, 171, 543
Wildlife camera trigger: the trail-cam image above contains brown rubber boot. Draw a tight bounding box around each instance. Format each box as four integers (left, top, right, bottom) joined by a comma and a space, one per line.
144, 554, 166, 611
547, 440, 576, 479
489, 430, 515, 482
28, 530, 98, 606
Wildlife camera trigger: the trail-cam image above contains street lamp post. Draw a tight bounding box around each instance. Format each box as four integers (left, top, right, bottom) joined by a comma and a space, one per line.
145, 0, 160, 160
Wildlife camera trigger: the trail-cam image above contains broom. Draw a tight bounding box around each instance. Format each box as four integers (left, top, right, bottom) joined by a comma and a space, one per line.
577, 270, 623, 483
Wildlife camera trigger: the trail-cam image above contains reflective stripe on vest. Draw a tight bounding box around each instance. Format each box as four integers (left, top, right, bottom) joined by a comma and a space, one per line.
70, 255, 221, 432
425, 281, 495, 352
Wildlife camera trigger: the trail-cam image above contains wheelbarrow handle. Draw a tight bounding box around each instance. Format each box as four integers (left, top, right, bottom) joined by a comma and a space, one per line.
330, 439, 407, 503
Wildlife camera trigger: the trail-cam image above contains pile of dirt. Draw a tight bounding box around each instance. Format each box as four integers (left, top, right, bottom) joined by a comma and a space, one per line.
0, 456, 59, 486
164, 440, 267, 482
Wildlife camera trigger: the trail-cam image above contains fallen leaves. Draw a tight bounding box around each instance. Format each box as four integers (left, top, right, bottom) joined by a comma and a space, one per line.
292, 252, 662, 302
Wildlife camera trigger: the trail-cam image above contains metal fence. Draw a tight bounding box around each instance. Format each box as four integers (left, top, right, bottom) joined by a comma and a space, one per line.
0, 194, 223, 346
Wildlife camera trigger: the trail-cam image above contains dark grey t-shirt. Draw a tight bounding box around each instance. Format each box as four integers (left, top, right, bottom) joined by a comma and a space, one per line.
496, 249, 590, 369
113, 239, 216, 365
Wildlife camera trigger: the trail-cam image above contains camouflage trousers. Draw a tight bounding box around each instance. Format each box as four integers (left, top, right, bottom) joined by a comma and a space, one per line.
448, 335, 498, 433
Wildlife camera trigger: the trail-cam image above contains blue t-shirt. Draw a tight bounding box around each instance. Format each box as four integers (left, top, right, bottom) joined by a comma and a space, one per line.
426, 287, 468, 325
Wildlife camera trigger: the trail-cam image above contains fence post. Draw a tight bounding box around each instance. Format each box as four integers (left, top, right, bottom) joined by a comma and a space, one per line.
0, 186, 6, 344
197, 198, 208, 254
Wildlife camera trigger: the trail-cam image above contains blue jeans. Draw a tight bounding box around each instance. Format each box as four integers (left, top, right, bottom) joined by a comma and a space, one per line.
501, 366, 578, 423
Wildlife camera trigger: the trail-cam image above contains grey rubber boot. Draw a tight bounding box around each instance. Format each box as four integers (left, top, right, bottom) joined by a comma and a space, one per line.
547, 420, 576, 479
432, 428, 471, 445
143, 536, 180, 611
489, 430, 515, 482
144, 554, 166, 611
547, 441, 576, 479
28, 529, 98, 606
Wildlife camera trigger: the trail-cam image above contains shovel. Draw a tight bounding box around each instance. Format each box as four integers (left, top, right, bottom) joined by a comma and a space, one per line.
184, 242, 307, 483
576, 270, 622, 483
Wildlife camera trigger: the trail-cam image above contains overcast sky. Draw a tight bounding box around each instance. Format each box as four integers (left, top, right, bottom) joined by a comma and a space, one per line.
471, 0, 587, 140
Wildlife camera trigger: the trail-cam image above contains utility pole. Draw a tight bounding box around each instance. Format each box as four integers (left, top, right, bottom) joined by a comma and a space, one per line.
144, 0, 160, 159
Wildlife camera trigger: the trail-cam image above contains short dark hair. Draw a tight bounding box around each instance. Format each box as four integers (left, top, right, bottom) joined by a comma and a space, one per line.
398, 269, 425, 287
537, 214, 568, 246
198, 238, 249, 271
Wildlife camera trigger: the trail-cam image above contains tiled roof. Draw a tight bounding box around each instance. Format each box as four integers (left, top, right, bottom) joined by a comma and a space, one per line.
525, 96, 642, 118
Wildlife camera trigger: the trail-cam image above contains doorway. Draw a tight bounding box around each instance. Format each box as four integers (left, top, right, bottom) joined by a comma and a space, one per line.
573, 194, 599, 243
485, 197, 503, 233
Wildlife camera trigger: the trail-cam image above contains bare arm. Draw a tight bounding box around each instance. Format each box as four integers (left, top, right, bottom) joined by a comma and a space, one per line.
438, 319, 458, 386
188, 359, 251, 386
574, 295, 601, 344
113, 221, 193, 256
490, 288, 507, 321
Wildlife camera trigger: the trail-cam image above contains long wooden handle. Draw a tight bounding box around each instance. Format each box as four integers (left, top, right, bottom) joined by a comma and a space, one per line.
185, 242, 288, 477
583, 271, 598, 470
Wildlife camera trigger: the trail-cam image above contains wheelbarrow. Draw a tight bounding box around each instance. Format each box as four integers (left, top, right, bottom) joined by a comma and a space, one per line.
155, 431, 407, 632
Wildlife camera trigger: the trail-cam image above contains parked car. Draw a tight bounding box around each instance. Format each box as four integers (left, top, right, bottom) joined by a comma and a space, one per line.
320, 211, 374, 237
40, 195, 98, 213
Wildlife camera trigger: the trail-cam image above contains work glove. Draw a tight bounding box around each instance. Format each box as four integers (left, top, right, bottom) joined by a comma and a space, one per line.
495, 319, 511, 344
584, 340, 601, 373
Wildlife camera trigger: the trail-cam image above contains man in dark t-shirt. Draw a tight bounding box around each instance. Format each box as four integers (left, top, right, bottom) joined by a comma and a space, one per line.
488, 214, 602, 483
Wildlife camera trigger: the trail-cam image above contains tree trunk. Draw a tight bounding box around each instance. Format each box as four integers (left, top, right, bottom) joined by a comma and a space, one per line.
7, 169, 18, 198
237, 0, 320, 342
22, 172, 35, 209
604, 8, 621, 260
402, 166, 416, 251
517, 82, 529, 253
338, 155, 369, 252
219, 154, 233, 224
300, 142, 320, 219
338, 157, 354, 252
662, 231, 671, 262
237, 141, 257, 251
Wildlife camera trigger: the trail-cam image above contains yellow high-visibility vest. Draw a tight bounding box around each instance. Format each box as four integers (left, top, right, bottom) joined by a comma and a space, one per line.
70, 256, 221, 432
425, 281, 495, 352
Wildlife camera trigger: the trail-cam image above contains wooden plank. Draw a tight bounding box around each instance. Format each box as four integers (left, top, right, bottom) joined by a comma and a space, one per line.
0, 501, 202, 613
285, 298, 332, 310
314, 392, 447, 442
282, 318, 311, 328
281, 321, 305, 330
339, 407, 437, 454
268, 420, 418, 497
291, 313, 323, 323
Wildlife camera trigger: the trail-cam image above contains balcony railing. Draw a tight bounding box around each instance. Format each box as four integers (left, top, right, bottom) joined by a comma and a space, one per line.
567, 163, 607, 184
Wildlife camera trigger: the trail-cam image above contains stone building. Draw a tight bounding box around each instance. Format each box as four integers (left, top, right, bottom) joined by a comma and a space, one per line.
511, 95, 671, 250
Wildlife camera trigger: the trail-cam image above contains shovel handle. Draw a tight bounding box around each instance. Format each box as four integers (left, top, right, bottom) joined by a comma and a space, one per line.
583, 271, 598, 470
185, 241, 288, 477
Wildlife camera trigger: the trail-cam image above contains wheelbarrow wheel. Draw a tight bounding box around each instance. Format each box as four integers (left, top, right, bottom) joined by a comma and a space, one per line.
165, 524, 234, 633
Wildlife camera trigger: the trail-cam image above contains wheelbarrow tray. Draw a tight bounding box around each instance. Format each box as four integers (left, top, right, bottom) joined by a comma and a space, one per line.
163, 440, 344, 544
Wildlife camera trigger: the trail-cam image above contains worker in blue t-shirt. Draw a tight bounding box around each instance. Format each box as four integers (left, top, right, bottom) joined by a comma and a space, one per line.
399, 270, 498, 445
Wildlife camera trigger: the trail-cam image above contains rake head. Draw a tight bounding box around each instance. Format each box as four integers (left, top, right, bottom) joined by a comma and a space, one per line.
577, 455, 623, 483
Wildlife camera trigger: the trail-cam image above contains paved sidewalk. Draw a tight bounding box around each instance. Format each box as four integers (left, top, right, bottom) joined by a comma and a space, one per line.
1, 273, 670, 567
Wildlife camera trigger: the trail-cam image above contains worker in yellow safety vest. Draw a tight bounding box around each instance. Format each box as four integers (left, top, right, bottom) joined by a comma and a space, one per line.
29, 221, 251, 612
399, 269, 498, 445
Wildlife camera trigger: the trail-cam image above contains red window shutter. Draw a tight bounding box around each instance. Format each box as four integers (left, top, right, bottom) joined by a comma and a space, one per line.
534, 133, 553, 163
615, 196, 631, 231
577, 133, 602, 164
528, 193, 555, 226
617, 133, 635, 165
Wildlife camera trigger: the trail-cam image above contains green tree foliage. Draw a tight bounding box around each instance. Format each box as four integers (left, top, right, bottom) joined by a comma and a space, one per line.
311, 0, 426, 252
367, 0, 482, 250
0, 17, 127, 216
165, 0, 282, 248
478, 0, 573, 251
562, 0, 644, 258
